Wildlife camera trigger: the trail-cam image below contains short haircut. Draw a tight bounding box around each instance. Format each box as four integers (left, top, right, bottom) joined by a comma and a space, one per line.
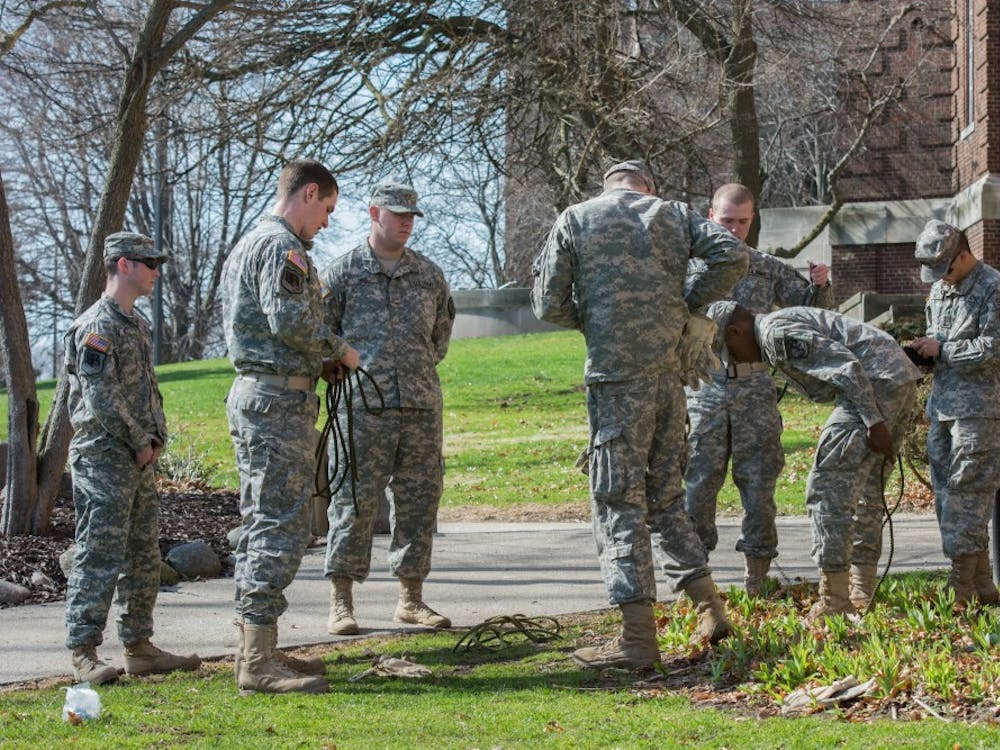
105, 256, 120, 276
277, 160, 338, 201
712, 183, 755, 211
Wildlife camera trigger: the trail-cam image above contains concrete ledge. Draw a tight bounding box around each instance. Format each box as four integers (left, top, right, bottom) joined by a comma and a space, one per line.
452, 288, 562, 340
839, 291, 925, 323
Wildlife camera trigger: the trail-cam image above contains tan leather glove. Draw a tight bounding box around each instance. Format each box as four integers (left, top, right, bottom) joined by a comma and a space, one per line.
677, 313, 722, 390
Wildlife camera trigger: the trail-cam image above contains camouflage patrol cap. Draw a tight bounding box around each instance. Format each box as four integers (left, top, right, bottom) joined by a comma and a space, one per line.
915, 220, 962, 283
370, 183, 424, 217
103, 231, 167, 261
603, 160, 655, 191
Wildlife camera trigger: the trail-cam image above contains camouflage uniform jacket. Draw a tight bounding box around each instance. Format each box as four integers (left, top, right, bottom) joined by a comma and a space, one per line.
221, 215, 346, 378
531, 188, 748, 383
925, 261, 1000, 420
320, 242, 454, 409
65, 294, 167, 455
731, 248, 834, 314
755, 307, 922, 427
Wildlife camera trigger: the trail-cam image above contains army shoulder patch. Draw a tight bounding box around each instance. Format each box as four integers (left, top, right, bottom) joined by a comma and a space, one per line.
84, 332, 111, 353
282, 250, 307, 295
776, 332, 812, 360
81, 331, 110, 375
286, 250, 309, 274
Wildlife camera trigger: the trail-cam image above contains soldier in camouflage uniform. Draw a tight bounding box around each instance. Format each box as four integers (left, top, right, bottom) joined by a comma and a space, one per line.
684, 184, 834, 595
222, 160, 359, 694
64, 232, 201, 685
715, 302, 921, 618
531, 161, 748, 669
321, 183, 455, 635
911, 220, 1000, 607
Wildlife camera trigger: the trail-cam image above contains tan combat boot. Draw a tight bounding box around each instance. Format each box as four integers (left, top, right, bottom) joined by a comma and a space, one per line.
572, 601, 660, 669
394, 578, 451, 628
71, 646, 119, 685
974, 550, 1000, 605
685, 575, 733, 645
807, 570, 856, 622
328, 576, 360, 635
849, 564, 878, 611
948, 554, 979, 608
743, 556, 771, 597
237, 624, 328, 695
124, 639, 201, 676
234, 620, 324, 678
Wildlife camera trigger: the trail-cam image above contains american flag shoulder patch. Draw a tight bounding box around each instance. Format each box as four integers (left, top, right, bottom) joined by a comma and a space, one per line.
286, 250, 309, 275
83, 332, 111, 352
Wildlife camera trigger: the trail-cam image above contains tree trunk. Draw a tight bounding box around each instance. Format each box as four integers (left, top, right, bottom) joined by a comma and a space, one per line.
725, 0, 762, 247
35, 1, 225, 532
0, 169, 41, 536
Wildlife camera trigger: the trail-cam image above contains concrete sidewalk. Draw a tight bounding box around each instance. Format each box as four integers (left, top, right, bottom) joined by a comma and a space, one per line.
0, 515, 947, 685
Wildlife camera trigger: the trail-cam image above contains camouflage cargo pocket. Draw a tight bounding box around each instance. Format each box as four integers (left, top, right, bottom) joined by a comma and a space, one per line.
589, 424, 627, 503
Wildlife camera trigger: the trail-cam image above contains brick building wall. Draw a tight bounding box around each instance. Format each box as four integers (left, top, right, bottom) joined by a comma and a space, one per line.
836, 0, 955, 204
966, 218, 1000, 266
952, 0, 1000, 265
831, 243, 927, 307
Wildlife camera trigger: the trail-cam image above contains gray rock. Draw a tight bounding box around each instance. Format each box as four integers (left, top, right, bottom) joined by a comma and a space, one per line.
59, 545, 78, 578
159, 561, 181, 586
0, 579, 31, 605
165, 540, 221, 580
226, 526, 241, 550
30, 571, 55, 589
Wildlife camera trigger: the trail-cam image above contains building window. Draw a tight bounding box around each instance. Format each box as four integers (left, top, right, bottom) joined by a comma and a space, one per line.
963, 0, 975, 135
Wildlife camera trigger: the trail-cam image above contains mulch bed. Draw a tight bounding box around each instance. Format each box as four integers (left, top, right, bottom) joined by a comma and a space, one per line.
0, 482, 239, 607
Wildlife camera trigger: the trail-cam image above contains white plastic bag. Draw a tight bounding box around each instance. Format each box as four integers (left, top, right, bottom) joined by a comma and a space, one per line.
62, 682, 102, 723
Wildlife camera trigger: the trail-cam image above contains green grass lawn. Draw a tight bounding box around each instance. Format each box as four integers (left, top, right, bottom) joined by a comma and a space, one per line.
1, 330, 830, 514
2, 586, 999, 748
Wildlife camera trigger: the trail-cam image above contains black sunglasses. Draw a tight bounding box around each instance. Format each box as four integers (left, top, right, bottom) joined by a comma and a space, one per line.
125, 256, 164, 270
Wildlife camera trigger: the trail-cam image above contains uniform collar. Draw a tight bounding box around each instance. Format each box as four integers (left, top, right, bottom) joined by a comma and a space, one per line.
941, 260, 983, 297
265, 215, 311, 251
360, 242, 416, 276
101, 293, 151, 326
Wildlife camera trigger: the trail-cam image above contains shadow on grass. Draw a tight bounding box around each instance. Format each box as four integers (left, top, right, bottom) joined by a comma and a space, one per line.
156, 362, 235, 384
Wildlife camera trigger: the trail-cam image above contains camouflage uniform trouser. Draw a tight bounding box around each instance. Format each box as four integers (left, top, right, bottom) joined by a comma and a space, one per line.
227, 377, 319, 625
65, 439, 159, 649
806, 381, 916, 571
586, 372, 711, 605
927, 417, 1000, 559
684, 370, 783, 559
325, 407, 443, 582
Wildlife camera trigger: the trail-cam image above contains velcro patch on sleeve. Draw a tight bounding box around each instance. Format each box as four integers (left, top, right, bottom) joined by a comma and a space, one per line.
776, 333, 812, 360
286, 250, 309, 275
281, 251, 308, 295
83, 332, 111, 353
